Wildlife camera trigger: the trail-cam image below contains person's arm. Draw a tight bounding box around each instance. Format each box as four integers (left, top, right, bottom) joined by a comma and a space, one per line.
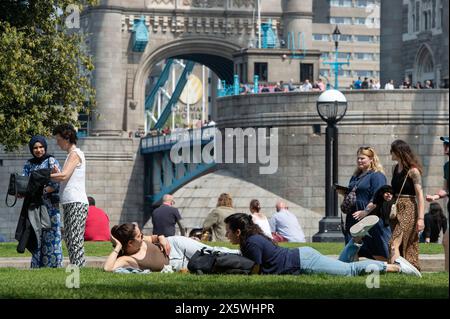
174, 209, 186, 236
176, 219, 186, 236
426, 178, 449, 202
411, 168, 425, 232
45, 157, 61, 194
50, 151, 81, 182
144, 234, 171, 256
104, 243, 123, 272
269, 215, 276, 232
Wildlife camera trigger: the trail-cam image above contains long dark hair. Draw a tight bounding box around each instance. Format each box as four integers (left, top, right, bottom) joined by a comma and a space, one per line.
390, 140, 423, 174
111, 223, 137, 256
224, 213, 275, 250
249, 199, 261, 213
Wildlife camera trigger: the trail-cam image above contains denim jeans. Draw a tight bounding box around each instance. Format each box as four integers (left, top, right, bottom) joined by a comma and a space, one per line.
338, 239, 362, 262
167, 236, 240, 271
299, 247, 386, 276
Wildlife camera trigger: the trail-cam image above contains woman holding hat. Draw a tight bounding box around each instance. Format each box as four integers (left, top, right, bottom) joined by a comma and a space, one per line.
22, 135, 63, 268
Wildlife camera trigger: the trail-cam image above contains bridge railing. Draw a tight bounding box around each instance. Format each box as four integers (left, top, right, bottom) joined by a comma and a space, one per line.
140, 126, 216, 154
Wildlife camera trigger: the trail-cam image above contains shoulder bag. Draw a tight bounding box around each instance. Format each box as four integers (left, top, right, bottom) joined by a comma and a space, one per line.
5, 174, 30, 207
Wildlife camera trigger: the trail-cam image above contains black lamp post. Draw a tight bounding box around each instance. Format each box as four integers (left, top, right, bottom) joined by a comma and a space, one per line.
312, 89, 348, 242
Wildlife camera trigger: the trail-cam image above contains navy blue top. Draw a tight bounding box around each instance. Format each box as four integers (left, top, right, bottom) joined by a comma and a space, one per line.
241, 234, 300, 275
152, 204, 182, 237
345, 171, 387, 231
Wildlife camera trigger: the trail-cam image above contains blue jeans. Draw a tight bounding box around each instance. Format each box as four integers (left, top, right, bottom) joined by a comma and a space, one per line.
338, 239, 361, 262
299, 247, 386, 276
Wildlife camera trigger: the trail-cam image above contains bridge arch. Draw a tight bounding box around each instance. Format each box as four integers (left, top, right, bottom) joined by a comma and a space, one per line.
132, 37, 241, 113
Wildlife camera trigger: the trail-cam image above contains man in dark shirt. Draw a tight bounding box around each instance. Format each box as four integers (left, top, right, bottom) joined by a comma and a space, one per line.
152, 194, 185, 237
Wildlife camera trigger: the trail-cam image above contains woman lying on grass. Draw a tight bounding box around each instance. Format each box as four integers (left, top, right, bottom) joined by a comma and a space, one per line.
103, 223, 238, 272
224, 213, 422, 277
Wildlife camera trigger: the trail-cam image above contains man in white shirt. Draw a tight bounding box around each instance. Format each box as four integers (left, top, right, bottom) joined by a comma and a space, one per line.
384, 79, 395, 90
301, 79, 313, 92
269, 200, 306, 242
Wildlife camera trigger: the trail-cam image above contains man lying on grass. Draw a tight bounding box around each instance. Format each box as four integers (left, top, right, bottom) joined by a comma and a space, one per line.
104, 223, 238, 272
224, 213, 422, 277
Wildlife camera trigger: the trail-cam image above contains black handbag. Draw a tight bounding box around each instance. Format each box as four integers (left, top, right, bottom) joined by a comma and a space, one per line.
187, 247, 256, 275
5, 174, 30, 207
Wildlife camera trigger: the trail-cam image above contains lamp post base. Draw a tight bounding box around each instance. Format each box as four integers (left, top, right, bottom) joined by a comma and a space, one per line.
312, 216, 345, 242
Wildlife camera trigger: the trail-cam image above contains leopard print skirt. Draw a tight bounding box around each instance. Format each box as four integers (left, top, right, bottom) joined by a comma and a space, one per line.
389, 196, 420, 270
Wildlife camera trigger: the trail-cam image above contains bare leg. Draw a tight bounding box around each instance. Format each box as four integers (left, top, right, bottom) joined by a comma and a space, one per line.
386, 264, 401, 273
390, 234, 402, 264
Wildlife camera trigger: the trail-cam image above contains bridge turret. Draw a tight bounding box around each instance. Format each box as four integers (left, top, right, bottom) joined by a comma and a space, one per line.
85, 5, 125, 136
282, 0, 313, 50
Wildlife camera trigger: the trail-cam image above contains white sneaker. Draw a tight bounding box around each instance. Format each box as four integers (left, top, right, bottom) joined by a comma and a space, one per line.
395, 256, 422, 278
350, 215, 379, 238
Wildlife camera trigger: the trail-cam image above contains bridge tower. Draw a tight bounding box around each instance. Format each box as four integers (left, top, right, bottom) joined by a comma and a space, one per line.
282, 0, 313, 50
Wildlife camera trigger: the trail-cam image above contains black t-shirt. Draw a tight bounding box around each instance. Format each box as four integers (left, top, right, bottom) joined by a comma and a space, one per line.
392, 165, 416, 196
242, 234, 300, 275
152, 205, 182, 236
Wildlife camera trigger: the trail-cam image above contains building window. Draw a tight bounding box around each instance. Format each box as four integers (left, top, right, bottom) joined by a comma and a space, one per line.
339, 34, 352, 42
355, 17, 367, 25
355, 70, 374, 77
300, 63, 314, 83
330, 0, 353, 8
355, 35, 373, 42
355, 53, 374, 60
415, 1, 420, 31
313, 34, 329, 41
330, 17, 353, 25
333, 52, 351, 59
432, 0, 436, 28
320, 69, 330, 77
254, 62, 268, 82
356, 0, 376, 7
338, 69, 352, 77
321, 52, 329, 59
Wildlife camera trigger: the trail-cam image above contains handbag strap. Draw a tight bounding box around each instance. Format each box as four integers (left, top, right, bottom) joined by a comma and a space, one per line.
394, 169, 410, 205
350, 171, 370, 192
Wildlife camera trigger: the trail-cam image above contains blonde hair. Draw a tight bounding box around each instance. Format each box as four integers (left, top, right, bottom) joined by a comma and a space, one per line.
217, 193, 233, 208
354, 146, 385, 175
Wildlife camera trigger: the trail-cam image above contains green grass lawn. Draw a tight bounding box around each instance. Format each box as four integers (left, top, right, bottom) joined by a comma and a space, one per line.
0, 241, 444, 258
0, 268, 447, 299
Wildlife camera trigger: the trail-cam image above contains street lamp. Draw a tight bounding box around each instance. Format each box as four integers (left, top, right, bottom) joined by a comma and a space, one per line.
312, 89, 348, 242
324, 25, 349, 90
332, 25, 341, 50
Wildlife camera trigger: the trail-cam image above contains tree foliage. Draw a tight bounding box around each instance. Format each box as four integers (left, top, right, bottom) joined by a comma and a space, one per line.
0, 0, 97, 151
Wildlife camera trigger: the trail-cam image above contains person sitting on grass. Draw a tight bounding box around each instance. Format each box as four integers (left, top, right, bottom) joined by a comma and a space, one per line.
224, 213, 422, 277
104, 223, 238, 272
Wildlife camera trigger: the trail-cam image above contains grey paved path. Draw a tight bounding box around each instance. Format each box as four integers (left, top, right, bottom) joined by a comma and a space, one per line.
0, 255, 445, 272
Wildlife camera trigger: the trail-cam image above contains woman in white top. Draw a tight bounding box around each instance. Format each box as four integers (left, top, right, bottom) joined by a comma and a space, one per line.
51, 124, 89, 267
249, 199, 272, 238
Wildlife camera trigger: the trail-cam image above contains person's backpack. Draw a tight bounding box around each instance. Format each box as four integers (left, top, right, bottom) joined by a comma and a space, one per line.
187, 247, 256, 275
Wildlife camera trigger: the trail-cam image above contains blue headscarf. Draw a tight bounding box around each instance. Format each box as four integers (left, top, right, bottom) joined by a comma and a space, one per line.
28, 135, 51, 165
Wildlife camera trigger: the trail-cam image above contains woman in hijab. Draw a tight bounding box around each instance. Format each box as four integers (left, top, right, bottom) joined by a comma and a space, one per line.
22, 135, 63, 268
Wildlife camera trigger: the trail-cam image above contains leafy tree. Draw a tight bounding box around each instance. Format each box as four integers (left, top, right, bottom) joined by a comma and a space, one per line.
0, 0, 97, 151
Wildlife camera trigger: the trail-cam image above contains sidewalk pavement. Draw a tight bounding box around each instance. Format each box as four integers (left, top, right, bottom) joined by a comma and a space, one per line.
0, 255, 445, 272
